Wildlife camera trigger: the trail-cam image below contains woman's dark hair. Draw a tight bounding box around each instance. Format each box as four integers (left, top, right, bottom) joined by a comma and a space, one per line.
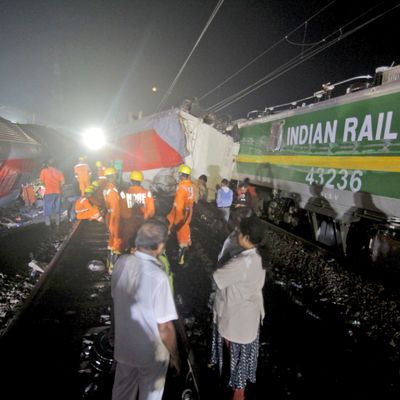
198, 174, 208, 182
239, 215, 265, 246
135, 219, 168, 250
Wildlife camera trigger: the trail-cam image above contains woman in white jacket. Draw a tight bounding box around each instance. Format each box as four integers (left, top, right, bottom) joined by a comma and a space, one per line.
211, 215, 266, 400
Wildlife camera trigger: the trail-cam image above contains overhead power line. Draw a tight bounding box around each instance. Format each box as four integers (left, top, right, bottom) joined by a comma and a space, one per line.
156, 0, 224, 112
207, 2, 383, 112
198, 0, 336, 102
208, 2, 396, 113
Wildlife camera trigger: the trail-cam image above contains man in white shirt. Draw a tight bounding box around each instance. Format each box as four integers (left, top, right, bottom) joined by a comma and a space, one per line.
111, 220, 181, 400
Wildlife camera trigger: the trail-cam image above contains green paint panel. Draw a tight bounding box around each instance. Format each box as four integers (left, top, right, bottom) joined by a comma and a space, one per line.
238, 88, 400, 200
238, 162, 400, 199
239, 91, 400, 156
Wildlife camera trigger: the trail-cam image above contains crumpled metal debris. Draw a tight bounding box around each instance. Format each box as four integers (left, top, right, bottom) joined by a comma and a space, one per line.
0, 217, 21, 229
28, 260, 45, 273
87, 260, 106, 272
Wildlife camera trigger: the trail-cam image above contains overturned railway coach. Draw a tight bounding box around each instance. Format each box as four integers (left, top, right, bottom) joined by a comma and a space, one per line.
0, 117, 41, 207
235, 65, 400, 261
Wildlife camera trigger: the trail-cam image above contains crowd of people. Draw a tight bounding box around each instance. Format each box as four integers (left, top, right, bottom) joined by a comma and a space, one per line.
38, 157, 266, 400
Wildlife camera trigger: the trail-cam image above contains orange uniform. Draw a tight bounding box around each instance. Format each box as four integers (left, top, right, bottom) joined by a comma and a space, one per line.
74, 163, 91, 195
90, 186, 106, 210
39, 167, 65, 194
103, 182, 122, 253
97, 165, 106, 181
75, 197, 103, 221
167, 179, 195, 246
120, 185, 155, 251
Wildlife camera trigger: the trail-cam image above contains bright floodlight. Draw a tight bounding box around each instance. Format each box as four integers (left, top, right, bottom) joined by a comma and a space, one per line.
82, 127, 106, 150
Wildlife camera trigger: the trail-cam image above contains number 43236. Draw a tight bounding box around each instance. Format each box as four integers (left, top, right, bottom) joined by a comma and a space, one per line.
305, 167, 363, 192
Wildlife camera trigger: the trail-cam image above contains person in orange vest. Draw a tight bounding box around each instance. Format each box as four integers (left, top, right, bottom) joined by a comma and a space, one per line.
39, 158, 65, 227
75, 186, 103, 222
103, 167, 123, 268
90, 180, 106, 211
74, 156, 91, 196
120, 170, 156, 252
96, 160, 106, 182
167, 164, 195, 265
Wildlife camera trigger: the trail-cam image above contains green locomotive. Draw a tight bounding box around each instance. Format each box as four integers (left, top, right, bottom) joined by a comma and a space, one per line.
235, 65, 400, 262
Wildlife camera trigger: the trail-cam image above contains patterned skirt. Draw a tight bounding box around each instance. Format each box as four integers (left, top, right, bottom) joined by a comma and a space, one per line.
210, 323, 260, 389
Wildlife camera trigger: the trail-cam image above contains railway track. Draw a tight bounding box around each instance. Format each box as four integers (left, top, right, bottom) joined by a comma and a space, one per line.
0, 220, 200, 400
261, 218, 335, 257
1, 205, 399, 399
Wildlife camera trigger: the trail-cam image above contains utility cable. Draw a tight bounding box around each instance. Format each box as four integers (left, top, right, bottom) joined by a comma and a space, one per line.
208, 2, 393, 113
198, 0, 336, 102
208, 2, 383, 112
212, 3, 400, 113
156, 0, 224, 112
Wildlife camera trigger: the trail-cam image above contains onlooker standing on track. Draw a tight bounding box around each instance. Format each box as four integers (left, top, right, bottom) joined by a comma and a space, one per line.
216, 178, 233, 222
243, 177, 260, 216
39, 158, 65, 227
194, 174, 208, 203
231, 182, 253, 229
210, 215, 266, 400
111, 220, 181, 400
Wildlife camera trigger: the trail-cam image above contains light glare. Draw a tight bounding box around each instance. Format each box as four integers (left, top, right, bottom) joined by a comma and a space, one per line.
82, 127, 105, 150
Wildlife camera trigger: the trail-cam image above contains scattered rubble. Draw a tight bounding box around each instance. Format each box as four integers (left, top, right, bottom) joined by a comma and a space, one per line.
1, 197, 400, 397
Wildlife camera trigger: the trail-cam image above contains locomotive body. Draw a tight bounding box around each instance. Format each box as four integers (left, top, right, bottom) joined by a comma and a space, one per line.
235, 66, 400, 259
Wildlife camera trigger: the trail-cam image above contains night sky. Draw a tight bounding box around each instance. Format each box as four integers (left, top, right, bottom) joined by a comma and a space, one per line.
1, 0, 399, 132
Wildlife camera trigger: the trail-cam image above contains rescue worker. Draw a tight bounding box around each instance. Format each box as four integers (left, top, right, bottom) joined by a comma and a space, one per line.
39, 158, 65, 227
167, 164, 195, 265
90, 180, 106, 211
74, 186, 103, 222
120, 170, 155, 252
103, 167, 122, 272
74, 156, 91, 196
96, 160, 106, 181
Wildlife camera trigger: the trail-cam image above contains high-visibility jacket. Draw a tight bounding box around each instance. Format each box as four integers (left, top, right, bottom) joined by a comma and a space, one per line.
97, 165, 106, 180
119, 185, 155, 251
167, 179, 194, 246
91, 186, 106, 210
121, 185, 155, 219
75, 197, 103, 221
74, 163, 91, 195
103, 182, 122, 253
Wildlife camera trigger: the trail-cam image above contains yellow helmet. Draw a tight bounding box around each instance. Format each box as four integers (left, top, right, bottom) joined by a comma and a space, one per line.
95, 160, 102, 167
91, 180, 100, 187
104, 167, 117, 176
85, 185, 95, 194
130, 170, 144, 182
178, 164, 191, 175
